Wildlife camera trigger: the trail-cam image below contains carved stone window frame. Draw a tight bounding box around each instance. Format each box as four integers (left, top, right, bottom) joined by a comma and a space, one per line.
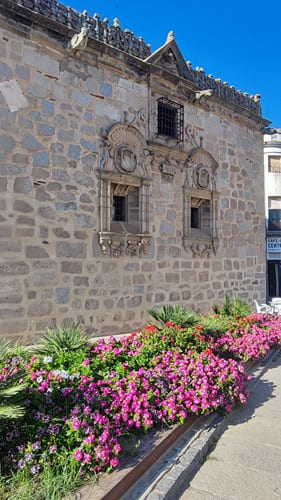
183, 147, 220, 257
98, 122, 152, 257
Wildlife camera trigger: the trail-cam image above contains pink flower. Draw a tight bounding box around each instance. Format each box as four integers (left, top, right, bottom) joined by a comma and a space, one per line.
73, 449, 83, 461
83, 453, 92, 464
84, 434, 95, 444
110, 457, 119, 467
82, 359, 91, 367
72, 419, 81, 430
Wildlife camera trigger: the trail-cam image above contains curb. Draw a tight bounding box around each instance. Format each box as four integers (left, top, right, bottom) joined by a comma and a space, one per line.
122, 347, 280, 500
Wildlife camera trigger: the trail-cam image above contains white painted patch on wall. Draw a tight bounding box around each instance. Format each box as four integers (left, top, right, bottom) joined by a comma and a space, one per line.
0, 79, 28, 112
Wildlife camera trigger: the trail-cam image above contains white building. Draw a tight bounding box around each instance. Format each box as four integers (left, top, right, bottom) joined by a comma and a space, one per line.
264, 129, 281, 298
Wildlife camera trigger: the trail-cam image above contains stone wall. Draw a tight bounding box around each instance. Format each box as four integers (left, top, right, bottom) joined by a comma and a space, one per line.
0, 6, 267, 342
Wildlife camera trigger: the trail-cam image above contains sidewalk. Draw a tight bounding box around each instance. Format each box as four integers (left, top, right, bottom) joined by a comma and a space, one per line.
178, 349, 281, 500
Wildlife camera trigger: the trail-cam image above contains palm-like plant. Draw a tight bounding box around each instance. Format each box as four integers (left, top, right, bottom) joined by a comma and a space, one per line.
213, 294, 252, 318
33, 324, 89, 357
0, 339, 27, 428
0, 370, 26, 427
148, 304, 199, 327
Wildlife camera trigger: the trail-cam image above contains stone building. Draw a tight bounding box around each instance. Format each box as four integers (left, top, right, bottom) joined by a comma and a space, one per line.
0, 0, 268, 341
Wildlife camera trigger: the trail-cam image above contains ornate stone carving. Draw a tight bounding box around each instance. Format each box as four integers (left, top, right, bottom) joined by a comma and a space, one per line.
66, 26, 90, 52
99, 237, 125, 257
128, 108, 146, 129
185, 147, 218, 191
99, 233, 151, 257
114, 146, 137, 173
194, 165, 210, 189
100, 122, 151, 177
185, 124, 200, 148
190, 89, 213, 103
159, 156, 178, 176
183, 239, 218, 258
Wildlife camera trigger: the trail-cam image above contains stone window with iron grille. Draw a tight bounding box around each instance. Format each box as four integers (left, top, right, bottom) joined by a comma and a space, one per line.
157, 97, 184, 141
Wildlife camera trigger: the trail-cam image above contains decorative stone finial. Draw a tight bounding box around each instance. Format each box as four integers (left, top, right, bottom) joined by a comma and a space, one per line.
166, 30, 174, 43
254, 94, 261, 102
113, 17, 120, 28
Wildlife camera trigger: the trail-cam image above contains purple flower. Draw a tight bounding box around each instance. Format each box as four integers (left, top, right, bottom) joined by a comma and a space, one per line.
32, 441, 41, 451
30, 464, 40, 474
25, 452, 34, 462
18, 459, 26, 469
48, 424, 60, 435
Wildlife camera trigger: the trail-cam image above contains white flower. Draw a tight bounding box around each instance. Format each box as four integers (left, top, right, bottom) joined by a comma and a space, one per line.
36, 376, 43, 384
43, 356, 53, 364
53, 369, 69, 379
60, 370, 69, 379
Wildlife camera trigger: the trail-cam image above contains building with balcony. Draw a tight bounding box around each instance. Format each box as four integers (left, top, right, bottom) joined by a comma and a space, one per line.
264, 129, 281, 298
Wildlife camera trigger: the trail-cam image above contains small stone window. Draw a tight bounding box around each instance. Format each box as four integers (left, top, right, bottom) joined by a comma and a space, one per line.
98, 170, 151, 257
191, 207, 199, 229
190, 199, 211, 236
113, 195, 126, 222
110, 183, 140, 234
157, 97, 183, 140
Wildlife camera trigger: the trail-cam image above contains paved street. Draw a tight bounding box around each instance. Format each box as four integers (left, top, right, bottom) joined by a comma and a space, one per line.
178, 351, 281, 500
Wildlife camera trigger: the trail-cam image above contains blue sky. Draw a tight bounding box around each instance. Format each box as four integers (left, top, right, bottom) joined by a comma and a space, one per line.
65, 0, 280, 128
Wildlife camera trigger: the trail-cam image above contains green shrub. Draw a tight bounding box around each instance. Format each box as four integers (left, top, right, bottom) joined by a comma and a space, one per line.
212, 295, 252, 318
199, 314, 235, 338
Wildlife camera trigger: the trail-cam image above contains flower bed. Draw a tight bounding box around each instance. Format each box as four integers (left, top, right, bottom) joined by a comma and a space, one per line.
1, 312, 281, 497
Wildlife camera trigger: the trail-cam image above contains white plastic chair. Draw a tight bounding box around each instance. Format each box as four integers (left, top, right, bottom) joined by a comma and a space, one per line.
254, 300, 273, 314
271, 297, 281, 305
270, 298, 281, 314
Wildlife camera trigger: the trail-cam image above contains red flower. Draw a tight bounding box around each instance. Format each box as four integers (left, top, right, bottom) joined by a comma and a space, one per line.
165, 321, 175, 327
144, 325, 158, 333
205, 348, 212, 355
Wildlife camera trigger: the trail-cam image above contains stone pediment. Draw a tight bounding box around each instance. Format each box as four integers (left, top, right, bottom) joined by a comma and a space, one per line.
185, 147, 218, 191
145, 31, 195, 81
100, 122, 151, 177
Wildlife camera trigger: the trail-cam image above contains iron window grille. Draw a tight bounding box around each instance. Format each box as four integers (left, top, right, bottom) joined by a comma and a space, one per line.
157, 97, 184, 140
